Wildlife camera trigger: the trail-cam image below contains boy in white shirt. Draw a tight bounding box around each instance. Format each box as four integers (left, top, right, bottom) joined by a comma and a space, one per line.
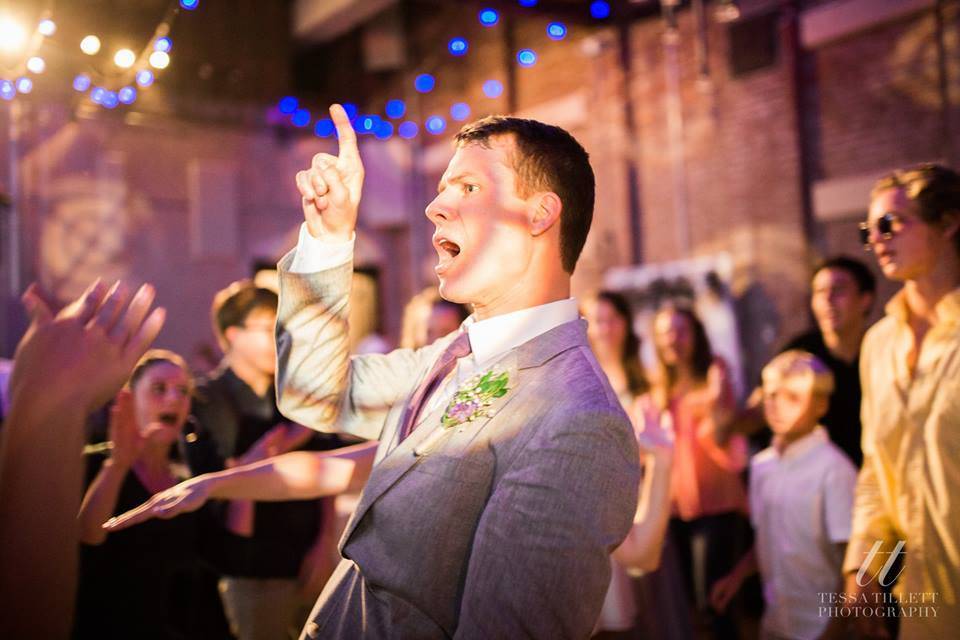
710, 350, 858, 640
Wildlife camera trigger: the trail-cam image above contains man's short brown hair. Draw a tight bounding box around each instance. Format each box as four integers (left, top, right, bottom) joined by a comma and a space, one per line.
454, 116, 595, 274
211, 280, 278, 351
872, 163, 960, 255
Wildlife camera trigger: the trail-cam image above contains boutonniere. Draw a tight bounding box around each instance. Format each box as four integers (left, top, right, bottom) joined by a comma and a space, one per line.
441, 369, 511, 429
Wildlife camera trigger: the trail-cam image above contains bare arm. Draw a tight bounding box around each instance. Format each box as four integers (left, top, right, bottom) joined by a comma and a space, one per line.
709, 546, 757, 613
611, 399, 675, 573
105, 441, 378, 531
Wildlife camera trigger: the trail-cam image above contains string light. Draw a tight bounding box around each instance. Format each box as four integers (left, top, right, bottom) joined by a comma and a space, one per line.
114, 49, 136, 68
14, 77, 32, 94
590, 1, 611, 19
154, 37, 172, 53
136, 70, 154, 87
479, 9, 499, 27
398, 121, 418, 139
448, 37, 468, 56
149, 50, 170, 69
80, 35, 101, 55
291, 108, 311, 127
0, 80, 15, 100
517, 49, 537, 67
547, 22, 567, 40
414, 73, 435, 93
483, 79, 503, 98
180, 0, 199, 10
0, 16, 28, 54
374, 120, 394, 140
314, 119, 335, 137
38, 19, 56, 37
26, 57, 45, 74
118, 86, 137, 104
385, 99, 406, 119
73, 74, 92, 91
425, 115, 447, 134
450, 102, 471, 121
278, 96, 298, 114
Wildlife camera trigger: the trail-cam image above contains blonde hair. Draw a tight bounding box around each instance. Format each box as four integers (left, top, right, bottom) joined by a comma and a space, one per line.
761, 350, 834, 397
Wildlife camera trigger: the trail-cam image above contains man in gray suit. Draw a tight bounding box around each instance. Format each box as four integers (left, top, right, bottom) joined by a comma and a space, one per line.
281, 105, 639, 639
107, 106, 640, 639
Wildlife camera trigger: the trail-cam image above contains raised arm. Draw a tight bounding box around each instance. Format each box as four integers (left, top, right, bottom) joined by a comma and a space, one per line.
612, 397, 675, 574
104, 441, 378, 532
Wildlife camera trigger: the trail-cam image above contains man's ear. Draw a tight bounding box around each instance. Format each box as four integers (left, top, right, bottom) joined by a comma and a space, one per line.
529, 192, 562, 236
222, 326, 239, 350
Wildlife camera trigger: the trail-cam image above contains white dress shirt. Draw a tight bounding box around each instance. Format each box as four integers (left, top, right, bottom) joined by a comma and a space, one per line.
750, 426, 857, 640
288, 222, 580, 417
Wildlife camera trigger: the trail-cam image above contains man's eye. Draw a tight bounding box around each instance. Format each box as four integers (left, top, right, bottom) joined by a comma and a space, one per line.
464, 184, 479, 193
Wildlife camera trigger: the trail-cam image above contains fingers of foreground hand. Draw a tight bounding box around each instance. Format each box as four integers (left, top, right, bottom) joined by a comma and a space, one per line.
111, 283, 155, 343
103, 499, 160, 531
21, 283, 53, 326
61, 278, 107, 324
330, 104, 359, 164
123, 306, 166, 361
90, 281, 130, 333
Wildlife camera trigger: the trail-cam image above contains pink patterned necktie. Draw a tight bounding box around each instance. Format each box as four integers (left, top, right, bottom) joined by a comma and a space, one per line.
397, 331, 473, 443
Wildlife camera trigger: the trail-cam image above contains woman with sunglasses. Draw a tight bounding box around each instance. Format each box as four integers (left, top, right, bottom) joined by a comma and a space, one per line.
844, 164, 960, 640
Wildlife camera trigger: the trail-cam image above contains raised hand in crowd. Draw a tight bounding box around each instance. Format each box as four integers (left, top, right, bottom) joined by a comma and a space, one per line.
0, 279, 166, 639
295, 103, 364, 241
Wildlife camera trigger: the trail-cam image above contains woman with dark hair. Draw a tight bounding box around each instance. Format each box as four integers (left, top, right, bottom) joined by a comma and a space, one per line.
74, 350, 215, 639
584, 293, 689, 640
648, 306, 749, 639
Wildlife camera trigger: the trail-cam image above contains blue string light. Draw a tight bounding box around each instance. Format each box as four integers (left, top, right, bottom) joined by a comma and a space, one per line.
102, 91, 119, 109
547, 22, 567, 40
291, 108, 311, 127
450, 102, 471, 121
278, 96, 298, 114
154, 37, 172, 52
73, 74, 92, 91
479, 8, 499, 26
136, 70, 154, 87
375, 120, 394, 140
448, 37, 469, 56
356, 115, 381, 134
90, 87, 106, 104
590, 1, 611, 19
517, 49, 537, 67
15, 77, 32, 94
314, 119, 335, 137
425, 115, 447, 135
180, 0, 199, 10
385, 99, 406, 119
0, 81, 15, 101
341, 103, 359, 120
414, 73, 435, 93
519, 0, 538, 6
398, 121, 419, 139
482, 79, 503, 98
118, 86, 137, 104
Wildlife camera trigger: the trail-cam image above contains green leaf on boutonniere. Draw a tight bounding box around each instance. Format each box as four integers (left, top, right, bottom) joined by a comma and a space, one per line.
441, 369, 511, 429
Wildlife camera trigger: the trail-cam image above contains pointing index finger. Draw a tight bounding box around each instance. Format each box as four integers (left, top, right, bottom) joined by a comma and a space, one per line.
330, 104, 359, 163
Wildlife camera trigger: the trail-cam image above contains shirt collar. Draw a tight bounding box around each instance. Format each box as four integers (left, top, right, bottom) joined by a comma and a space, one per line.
779, 425, 829, 462
885, 287, 960, 327
463, 298, 580, 368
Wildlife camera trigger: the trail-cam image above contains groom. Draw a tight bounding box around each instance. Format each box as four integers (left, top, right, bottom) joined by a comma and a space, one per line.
278, 105, 639, 639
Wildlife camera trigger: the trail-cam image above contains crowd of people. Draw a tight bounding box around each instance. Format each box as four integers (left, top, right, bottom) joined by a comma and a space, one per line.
0, 106, 958, 640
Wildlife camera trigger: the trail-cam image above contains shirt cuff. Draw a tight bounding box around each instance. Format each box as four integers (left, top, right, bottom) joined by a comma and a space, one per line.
288, 223, 355, 274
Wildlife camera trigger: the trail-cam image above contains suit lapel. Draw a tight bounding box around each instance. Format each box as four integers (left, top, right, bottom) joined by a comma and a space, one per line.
341, 318, 590, 545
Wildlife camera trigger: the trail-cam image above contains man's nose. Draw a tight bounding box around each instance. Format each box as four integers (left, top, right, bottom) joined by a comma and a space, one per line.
425, 195, 452, 223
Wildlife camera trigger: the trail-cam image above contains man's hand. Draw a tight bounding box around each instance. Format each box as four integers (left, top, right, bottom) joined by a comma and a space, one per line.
709, 572, 741, 614
295, 104, 364, 242
103, 476, 211, 532
9, 280, 166, 420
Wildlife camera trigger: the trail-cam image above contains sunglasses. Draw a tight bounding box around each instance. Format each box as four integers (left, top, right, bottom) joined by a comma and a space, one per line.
858, 212, 902, 250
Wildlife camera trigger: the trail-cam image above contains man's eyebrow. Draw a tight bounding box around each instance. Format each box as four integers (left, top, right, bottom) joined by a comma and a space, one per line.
437, 172, 476, 192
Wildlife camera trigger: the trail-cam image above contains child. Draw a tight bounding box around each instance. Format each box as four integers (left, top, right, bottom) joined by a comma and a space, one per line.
710, 350, 857, 640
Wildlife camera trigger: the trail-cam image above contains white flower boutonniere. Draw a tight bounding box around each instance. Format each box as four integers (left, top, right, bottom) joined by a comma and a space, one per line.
440, 369, 510, 429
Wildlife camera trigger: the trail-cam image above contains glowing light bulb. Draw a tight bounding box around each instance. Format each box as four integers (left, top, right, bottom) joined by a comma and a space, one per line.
0, 16, 28, 54
38, 19, 56, 37
136, 70, 154, 87
114, 49, 136, 68
80, 35, 101, 55
26, 56, 45, 74
149, 50, 170, 69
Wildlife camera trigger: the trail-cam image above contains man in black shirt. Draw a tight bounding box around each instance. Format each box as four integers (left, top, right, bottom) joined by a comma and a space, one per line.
775, 257, 876, 466
184, 280, 352, 640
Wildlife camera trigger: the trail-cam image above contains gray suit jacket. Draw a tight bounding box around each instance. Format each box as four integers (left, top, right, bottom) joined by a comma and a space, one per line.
276, 256, 640, 639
